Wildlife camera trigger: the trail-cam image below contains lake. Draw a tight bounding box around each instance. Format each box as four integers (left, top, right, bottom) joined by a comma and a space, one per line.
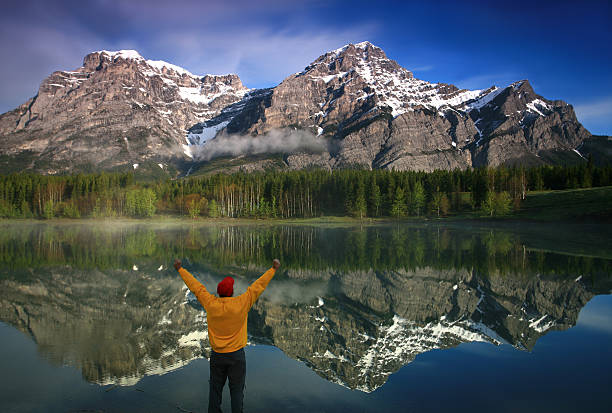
0, 220, 611, 412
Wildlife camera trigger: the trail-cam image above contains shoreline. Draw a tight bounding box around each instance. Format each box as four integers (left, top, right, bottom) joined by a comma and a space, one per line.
1, 214, 610, 227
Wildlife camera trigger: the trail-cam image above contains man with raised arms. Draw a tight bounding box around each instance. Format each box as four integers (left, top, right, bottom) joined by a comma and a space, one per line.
173, 258, 280, 413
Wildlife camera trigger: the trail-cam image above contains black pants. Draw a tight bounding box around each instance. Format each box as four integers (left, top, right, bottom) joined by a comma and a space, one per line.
209, 348, 246, 413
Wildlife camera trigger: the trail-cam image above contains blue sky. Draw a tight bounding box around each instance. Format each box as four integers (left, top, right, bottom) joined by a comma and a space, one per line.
1, 0, 611, 134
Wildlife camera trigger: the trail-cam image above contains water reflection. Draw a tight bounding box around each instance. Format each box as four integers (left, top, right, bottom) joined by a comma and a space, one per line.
0, 222, 610, 392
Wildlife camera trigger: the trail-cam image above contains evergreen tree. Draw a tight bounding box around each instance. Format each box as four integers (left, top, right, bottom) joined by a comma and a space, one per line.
482, 191, 496, 216
354, 179, 367, 219
494, 191, 512, 215
367, 176, 381, 217
390, 187, 407, 218
429, 191, 450, 217
471, 168, 489, 208
482, 191, 511, 216
0, 199, 15, 218
410, 181, 426, 216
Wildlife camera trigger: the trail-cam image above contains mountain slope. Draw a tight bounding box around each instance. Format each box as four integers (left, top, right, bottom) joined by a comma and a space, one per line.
0, 50, 249, 173
204, 42, 590, 171
0, 43, 596, 174
0, 263, 603, 392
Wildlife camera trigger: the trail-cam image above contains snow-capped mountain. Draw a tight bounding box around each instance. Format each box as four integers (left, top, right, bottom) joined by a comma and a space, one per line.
1, 262, 601, 392
257, 266, 596, 392
303, 41, 486, 117
0, 43, 597, 174
207, 41, 591, 171
0, 49, 249, 174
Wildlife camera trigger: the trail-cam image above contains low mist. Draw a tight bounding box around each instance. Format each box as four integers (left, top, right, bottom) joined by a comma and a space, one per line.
189, 270, 329, 306
194, 129, 331, 161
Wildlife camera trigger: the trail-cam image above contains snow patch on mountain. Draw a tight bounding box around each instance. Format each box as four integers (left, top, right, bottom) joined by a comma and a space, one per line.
95, 50, 250, 108
462, 86, 504, 111
178, 330, 209, 347
95, 349, 201, 387
529, 315, 556, 333
97, 50, 198, 78
331, 40, 378, 57
316, 303, 561, 393
309, 42, 493, 118
311, 71, 350, 84
176, 81, 249, 108
526, 99, 552, 116
351, 315, 504, 392
185, 121, 229, 151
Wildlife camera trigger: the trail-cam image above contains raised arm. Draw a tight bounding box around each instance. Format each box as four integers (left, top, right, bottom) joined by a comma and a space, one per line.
174, 259, 214, 308
245, 259, 280, 309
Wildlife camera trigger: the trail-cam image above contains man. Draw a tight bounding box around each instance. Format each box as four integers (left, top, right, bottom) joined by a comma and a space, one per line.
173, 258, 281, 413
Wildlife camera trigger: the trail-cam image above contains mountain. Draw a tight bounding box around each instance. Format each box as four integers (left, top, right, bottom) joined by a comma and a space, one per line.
0, 43, 601, 175
0, 50, 249, 174
1, 262, 606, 392
256, 266, 598, 391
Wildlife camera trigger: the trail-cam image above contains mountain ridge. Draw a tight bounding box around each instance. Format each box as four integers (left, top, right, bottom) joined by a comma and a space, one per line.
0, 42, 598, 175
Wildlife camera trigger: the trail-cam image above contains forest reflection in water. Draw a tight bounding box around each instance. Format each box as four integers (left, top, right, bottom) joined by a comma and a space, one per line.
0, 220, 610, 275
0, 220, 611, 396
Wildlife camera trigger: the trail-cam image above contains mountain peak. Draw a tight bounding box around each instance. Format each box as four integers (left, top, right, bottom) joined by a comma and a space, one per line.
95, 49, 144, 60
0, 42, 594, 174
355, 40, 376, 49
298, 41, 495, 117
509, 79, 536, 96
300, 41, 402, 78
84, 49, 199, 79
331, 41, 382, 56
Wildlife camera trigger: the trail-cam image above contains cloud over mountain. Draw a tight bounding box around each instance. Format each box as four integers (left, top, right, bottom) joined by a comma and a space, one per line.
195, 129, 331, 161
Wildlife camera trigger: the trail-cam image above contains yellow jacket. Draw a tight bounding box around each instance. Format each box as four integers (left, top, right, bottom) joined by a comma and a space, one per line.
178, 267, 276, 353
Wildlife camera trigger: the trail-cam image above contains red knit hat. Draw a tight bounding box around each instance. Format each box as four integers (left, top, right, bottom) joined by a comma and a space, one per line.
217, 276, 234, 297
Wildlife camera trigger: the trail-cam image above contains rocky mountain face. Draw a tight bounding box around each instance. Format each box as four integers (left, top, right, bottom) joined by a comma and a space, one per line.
0, 266, 208, 385
251, 267, 599, 391
0, 50, 249, 174
217, 42, 591, 171
0, 43, 595, 174
0, 263, 606, 392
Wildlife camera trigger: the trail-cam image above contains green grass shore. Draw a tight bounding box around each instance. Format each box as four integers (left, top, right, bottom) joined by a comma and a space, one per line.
511, 186, 612, 221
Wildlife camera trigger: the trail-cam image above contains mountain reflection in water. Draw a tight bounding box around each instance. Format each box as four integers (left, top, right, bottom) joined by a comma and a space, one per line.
0, 222, 610, 392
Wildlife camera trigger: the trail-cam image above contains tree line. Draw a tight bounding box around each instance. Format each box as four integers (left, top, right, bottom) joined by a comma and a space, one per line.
0, 161, 610, 219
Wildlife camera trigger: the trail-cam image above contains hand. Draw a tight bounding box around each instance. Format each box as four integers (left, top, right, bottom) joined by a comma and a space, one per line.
174, 259, 182, 271
272, 259, 281, 269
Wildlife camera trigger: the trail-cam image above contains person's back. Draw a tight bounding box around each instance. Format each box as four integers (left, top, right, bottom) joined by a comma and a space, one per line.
174, 258, 280, 413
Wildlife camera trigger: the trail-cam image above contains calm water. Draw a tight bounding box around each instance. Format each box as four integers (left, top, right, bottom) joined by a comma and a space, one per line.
0, 220, 611, 412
